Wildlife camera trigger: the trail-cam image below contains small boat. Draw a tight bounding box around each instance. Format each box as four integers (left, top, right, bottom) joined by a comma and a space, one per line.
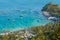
16, 9, 20, 12
19, 14, 24, 17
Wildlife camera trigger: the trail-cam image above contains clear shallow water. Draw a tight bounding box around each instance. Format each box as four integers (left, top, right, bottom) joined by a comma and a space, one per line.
0, 0, 60, 31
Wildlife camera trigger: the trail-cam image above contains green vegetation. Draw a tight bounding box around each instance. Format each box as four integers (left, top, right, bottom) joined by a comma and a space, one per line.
42, 2, 60, 18
29, 20, 60, 40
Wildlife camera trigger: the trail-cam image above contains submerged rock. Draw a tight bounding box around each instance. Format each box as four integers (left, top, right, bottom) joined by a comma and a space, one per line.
8, 18, 10, 21
37, 20, 40, 22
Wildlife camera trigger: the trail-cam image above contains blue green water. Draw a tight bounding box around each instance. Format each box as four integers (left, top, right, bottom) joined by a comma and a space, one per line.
0, 0, 60, 31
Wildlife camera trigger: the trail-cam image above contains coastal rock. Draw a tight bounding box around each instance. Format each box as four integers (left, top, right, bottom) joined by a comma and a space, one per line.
42, 11, 50, 17
48, 17, 57, 21
42, 11, 57, 21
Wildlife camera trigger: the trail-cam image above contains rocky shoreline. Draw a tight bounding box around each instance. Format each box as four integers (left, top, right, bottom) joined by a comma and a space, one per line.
42, 11, 57, 21
41, 2, 60, 21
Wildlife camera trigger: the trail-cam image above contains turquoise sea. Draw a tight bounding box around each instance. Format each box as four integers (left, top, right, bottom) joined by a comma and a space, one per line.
0, 0, 60, 31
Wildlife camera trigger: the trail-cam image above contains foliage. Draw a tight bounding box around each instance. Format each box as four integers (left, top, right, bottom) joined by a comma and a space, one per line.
42, 2, 60, 18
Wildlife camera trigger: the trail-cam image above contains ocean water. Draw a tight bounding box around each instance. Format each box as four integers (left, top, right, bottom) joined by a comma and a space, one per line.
0, 0, 60, 31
